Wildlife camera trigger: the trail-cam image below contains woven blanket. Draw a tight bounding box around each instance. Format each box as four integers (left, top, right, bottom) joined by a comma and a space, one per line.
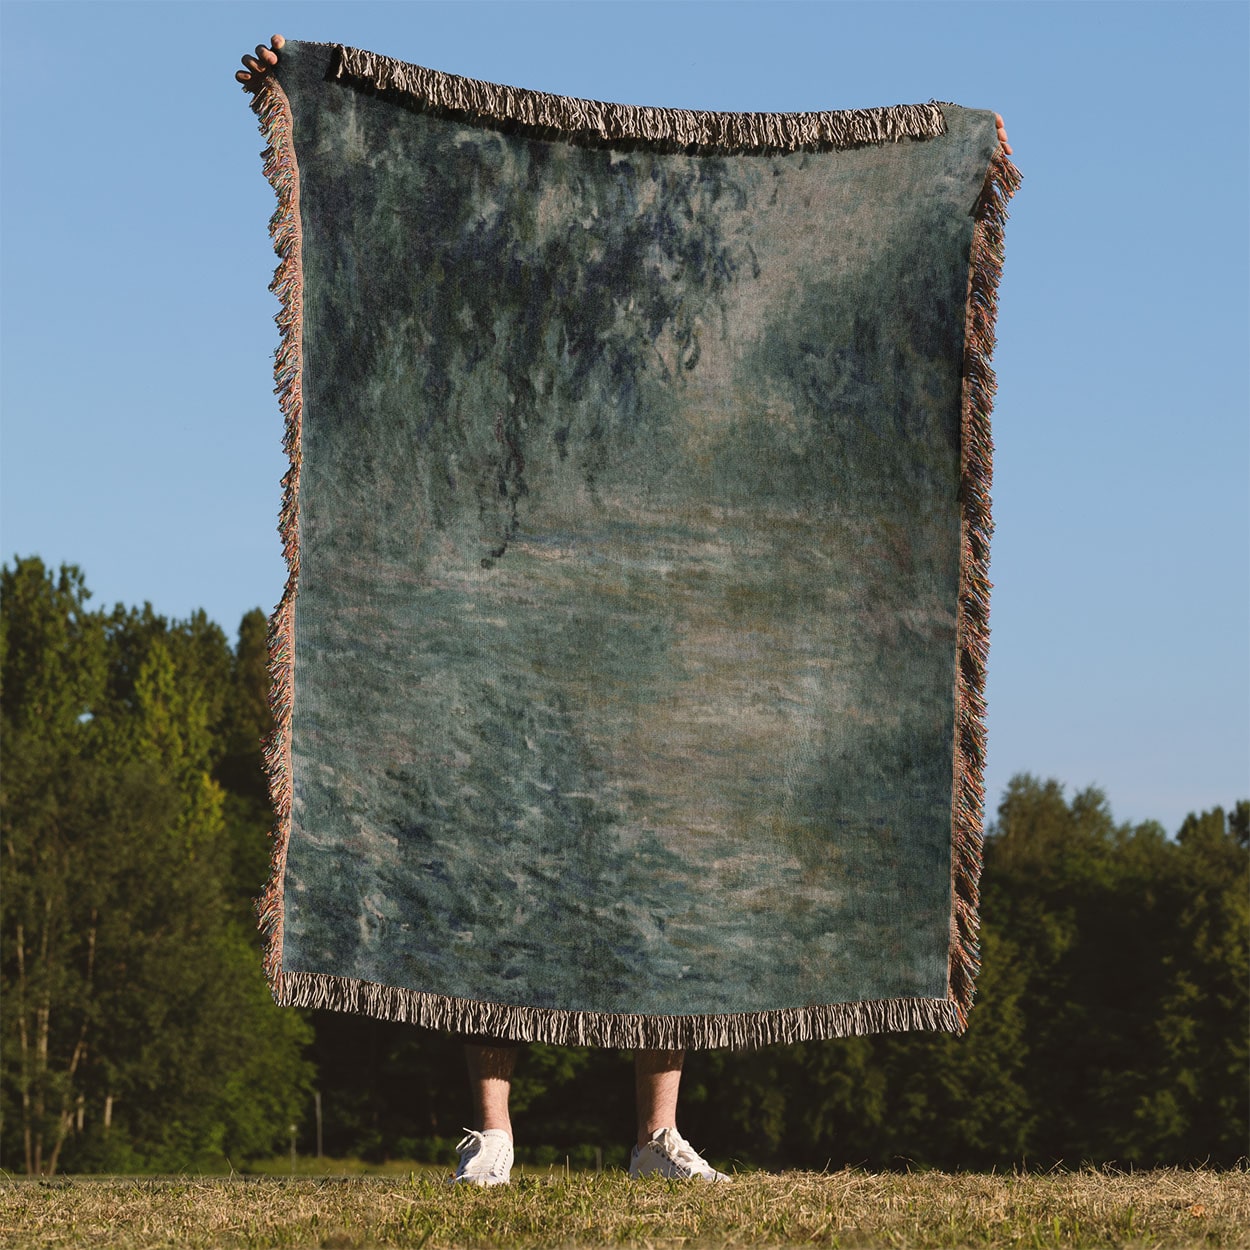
250, 41, 1019, 1049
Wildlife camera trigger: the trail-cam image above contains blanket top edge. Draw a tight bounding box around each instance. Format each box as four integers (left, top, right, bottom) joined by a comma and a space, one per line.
285, 38, 961, 152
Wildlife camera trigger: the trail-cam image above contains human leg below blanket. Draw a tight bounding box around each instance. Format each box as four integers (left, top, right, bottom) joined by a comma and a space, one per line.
453, 1042, 728, 1183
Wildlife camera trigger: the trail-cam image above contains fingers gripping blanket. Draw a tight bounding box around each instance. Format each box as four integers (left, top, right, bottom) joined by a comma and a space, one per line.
249, 41, 1019, 1048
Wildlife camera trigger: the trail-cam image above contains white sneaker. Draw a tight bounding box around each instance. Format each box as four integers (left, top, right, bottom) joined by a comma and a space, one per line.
452, 1127, 513, 1185
629, 1127, 730, 1180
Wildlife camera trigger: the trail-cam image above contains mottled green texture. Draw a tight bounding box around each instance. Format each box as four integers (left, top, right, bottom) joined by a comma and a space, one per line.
274, 44, 1000, 1022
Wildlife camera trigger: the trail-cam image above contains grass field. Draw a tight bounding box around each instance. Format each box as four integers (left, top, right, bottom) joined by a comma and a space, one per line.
1, 1166, 1247, 1248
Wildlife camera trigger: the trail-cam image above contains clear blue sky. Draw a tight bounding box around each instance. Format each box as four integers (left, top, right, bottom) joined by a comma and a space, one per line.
2, 1, 1246, 835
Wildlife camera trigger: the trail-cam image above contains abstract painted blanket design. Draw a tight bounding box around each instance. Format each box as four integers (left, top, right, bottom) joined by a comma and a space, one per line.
249, 41, 1019, 1047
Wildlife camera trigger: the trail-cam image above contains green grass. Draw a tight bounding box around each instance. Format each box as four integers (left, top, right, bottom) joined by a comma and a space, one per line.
1, 1166, 1247, 1248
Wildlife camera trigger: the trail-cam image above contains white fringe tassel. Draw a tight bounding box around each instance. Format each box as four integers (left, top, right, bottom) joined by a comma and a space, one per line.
276, 970, 963, 1049
329, 44, 947, 152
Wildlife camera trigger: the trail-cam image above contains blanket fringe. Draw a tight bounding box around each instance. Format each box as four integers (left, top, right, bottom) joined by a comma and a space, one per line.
249, 74, 304, 995
949, 148, 1022, 1028
275, 969, 962, 1048
329, 43, 946, 152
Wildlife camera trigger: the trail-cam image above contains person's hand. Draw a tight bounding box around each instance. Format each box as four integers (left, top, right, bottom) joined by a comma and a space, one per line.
236, 34, 285, 89
994, 113, 1013, 156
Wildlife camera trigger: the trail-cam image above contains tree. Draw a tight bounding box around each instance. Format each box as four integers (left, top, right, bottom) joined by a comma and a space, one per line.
978, 777, 1248, 1167
214, 608, 276, 925
0, 559, 312, 1173
1149, 803, 1250, 1162
1, 558, 108, 1173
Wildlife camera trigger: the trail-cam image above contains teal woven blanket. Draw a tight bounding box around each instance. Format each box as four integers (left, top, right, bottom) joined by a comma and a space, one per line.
250, 41, 1018, 1048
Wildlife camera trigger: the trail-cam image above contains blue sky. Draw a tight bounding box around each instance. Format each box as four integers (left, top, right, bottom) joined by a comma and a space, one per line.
2, 0, 1246, 836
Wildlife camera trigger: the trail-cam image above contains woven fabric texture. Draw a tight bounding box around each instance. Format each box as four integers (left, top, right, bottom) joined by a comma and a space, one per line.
251, 41, 1019, 1048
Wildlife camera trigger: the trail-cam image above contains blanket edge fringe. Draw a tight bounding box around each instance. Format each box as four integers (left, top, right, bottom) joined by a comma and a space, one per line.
329, 43, 947, 151
250, 75, 304, 999
949, 147, 1022, 1028
274, 969, 963, 1049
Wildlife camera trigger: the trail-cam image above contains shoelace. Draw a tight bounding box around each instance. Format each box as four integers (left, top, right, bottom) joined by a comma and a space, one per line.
658, 1129, 711, 1176
456, 1128, 510, 1177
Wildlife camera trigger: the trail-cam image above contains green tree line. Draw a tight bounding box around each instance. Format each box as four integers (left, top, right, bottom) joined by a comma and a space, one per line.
2, 557, 1245, 1174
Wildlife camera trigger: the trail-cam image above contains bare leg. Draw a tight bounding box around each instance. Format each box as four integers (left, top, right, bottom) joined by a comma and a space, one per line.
464, 1044, 517, 1138
635, 1048, 684, 1147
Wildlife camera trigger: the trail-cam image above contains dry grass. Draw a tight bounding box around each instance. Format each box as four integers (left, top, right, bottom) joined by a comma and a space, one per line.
0, 1166, 1246, 1248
